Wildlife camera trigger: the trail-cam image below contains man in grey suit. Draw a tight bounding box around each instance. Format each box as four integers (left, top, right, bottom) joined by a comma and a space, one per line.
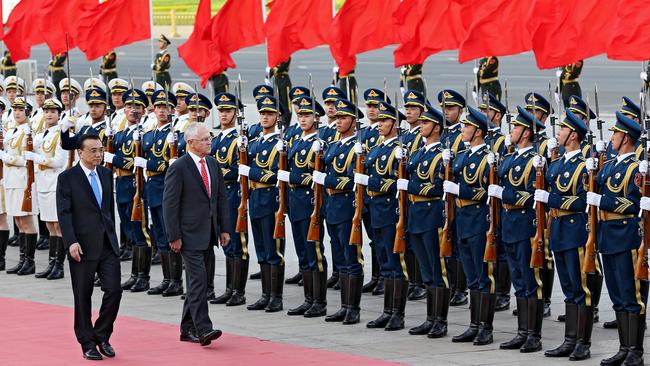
163, 122, 230, 346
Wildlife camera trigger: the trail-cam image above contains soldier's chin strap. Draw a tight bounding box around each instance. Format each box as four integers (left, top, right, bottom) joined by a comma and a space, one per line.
614, 133, 627, 154
511, 126, 526, 147
560, 131, 571, 149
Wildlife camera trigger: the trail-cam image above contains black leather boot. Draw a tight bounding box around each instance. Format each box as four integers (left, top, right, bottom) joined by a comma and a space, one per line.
428, 287, 450, 338
408, 259, 426, 301
362, 247, 379, 293
47, 237, 65, 280
452, 290, 481, 342
544, 303, 577, 357
285, 271, 302, 285
410, 285, 435, 335
249, 267, 262, 280
148, 251, 171, 295
0, 230, 9, 271
569, 305, 593, 361
520, 298, 544, 353
7, 233, 25, 274
36, 218, 49, 250
131, 246, 151, 292
367, 279, 394, 328
327, 271, 339, 289
211, 257, 234, 304
601, 312, 629, 366
372, 275, 385, 295
542, 267, 554, 318
288, 270, 313, 315
248, 263, 271, 310
385, 279, 409, 331
474, 292, 496, 345
589, 272, 603, 323
500, 297, 529, 349
623, 313, 644, 366
120, 241, 133, 261
121, 245, 140, 290
17, 233, 37, 275
343, 274, 363, 324
35, 236, 57, 278
450, 260, 468, 306
603, 319, 618, 329
305, 270, 327, 318
226, 258, 248, 306
265, 264, 284, 312
163, 252, 184, 297
495, 261, 511, 311
325, 273, 349, 322
7, 230, 19, 247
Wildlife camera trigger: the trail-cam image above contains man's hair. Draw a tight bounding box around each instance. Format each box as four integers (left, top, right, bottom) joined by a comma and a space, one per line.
184, 122, 206, 141
77, 134, 102, 150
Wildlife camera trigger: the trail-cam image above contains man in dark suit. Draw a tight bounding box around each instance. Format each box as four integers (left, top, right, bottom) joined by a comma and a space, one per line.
163, 122, 230, 346
57, 134, 122, 361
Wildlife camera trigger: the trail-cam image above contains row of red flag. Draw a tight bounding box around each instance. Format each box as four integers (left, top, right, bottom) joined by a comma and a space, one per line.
1, 0, 649, 88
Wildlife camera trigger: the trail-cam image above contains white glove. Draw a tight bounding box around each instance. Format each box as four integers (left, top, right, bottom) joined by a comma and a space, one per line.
275, 140, 284, 152
640, 160, 648, 175
313, 171, 326, 185
586, 157, 598, 171
400, 66, 406, 74
532, 155, 545, 169
61, 117, 74, 132
647, 141, 650, 151
277, 169, 290, 183
442, 149, 452, 164
443, 180, 459, 196
169, 158, 177, 166
332, 66, 339, 73
641, 196, 650, 212
354, 142, 364, 155
134, 157, 147, 169
534, 189, 549, 203
487, 152, 499, 166
586, 192, 602, 207
487, 184, 503, 199
397, 178, 409, 191
473, 66, 479, 74
547, 138, 558, 158
504, 134, 512, 148
395, 147, 406, 160
0, 151, 5, 161
23, 151, 37, 161
471, 90, 478, 103
150, 63, 155, 70
237, 136, 248, 148
312, 140, 321, 153
33, 135, 43, 148
265, 66, 271, 74
238, 164, 250, 177
354, 173, 369, 186
103, 152, 115, 164
556, 69, 563, 78
24, 151, 46, 165
132, 129, 141, 141
641, 71, 648, 81
166, 132, 175, 144
596, 140, 606, 153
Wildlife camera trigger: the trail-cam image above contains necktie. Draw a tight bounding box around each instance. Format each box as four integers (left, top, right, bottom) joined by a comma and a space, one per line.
200, 159, 210, 197
89, 171, 102, 207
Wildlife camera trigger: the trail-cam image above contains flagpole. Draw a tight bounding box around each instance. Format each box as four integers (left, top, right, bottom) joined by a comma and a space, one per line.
149, 0, 155, 82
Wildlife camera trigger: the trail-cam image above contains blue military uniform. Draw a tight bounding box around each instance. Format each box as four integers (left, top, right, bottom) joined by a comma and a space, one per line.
249, 85, 275, 139
60, 88, 108, 150
605, 97, 644, 161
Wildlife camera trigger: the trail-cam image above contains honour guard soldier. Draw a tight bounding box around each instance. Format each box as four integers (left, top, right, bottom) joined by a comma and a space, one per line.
268, 58, 292, 125
594, 113, 647, 366
2, 76, 26, 126
141, 81, 163, 132
210, 71, 229, 95
172, 83, 196, 157
210, 92, 250, 306
442, 107, 494, 345
320, 98, 364, 325
438, 89, 468, 306
100, 51, 118, 83
29, 99, 67, 280
559, 61, 583, 107
598, 97, 644, 162
2, 97, 39, 275
31, 79, 56, 134
60, 87, 108, 150
566, 95, 597, 158
1, 51, 16, 77
281, 96, 329, 317
153, 35, 172, 88
335, 67, 358, 105
108, 79, 129, 133
0, 97, 8, 271
490, 107, 545, 353
135, 89, 184, 297
479, 92, 511, 312
356, 100, 410, 331
106, 89, 153, 293
49, 52, 68, 99
401, 64, 425, 95
58, 78, 82, 128
534, 110, 594, 360
398, 104, 448, 337
240, 95, 285, 312
476, 57, 502, 100
187, 93, 212, 123
250, 85, 275, 139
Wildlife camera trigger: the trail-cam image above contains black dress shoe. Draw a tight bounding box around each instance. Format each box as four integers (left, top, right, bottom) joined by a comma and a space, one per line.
83, 348, 103, 360
249, 271, 261, 280
285, 272, 302, 285
603, 319, 618, 329
199, 329, 223, 346
180, 332, 200, 343
408, 286, 426, 301
98, 342, 115, 358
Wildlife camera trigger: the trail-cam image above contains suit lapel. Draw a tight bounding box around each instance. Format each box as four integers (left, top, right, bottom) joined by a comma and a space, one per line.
75, 164, 101, 209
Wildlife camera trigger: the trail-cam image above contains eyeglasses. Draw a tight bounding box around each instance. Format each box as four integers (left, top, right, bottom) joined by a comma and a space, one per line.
189, 136, 212, 143
82, 147, 105, 154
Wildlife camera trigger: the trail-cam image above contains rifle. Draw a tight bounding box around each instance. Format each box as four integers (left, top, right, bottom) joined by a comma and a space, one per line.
583, 96, 598, 274
594, 84, 605, 170
504, 80, 514, 154
484, 92, 499, 262
193, 82, 203, 122
307, 75, 323, 242
130, 79, 145, 222
21, 124, 34, 213
548, 81, 559, 160
394, 92, 407, 254
636, 81, 649, 280
350, 101, 365, 246
273, 84, 288, 240
65, 34, 75, 169
103, 68, 114, 171
166, 84, 178, 159
235, 75, 249, 234
440, 96, 454, 257
531, 93, 546, 268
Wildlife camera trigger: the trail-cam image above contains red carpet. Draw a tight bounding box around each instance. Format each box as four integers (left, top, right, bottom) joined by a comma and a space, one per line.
0, 297, 400, 365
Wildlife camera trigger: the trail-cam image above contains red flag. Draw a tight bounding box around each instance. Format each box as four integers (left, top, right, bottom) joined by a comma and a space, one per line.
458, 0, 532, 63
265, 0, 332, 68
41, 0, 96, 54
529, 0, 616, 69
0, 0, 4, 39
76, 0, 151, 61
328, 0, 400, 76
3, 0, 46, 61
394, 0, 465, 67
202, 0, 265, 58
607, 0, 650, 61
178, 0, 234, 87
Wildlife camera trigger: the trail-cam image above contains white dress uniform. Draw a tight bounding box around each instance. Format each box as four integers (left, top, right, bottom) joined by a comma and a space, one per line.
173, 113, 191, 132
34, 125, 66, 222
3, 122, 38, 216
31, 108, 47, 135
110, 107, 128, 132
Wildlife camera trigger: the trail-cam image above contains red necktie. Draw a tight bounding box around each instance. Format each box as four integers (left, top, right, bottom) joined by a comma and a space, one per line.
200, 159, 210, 197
